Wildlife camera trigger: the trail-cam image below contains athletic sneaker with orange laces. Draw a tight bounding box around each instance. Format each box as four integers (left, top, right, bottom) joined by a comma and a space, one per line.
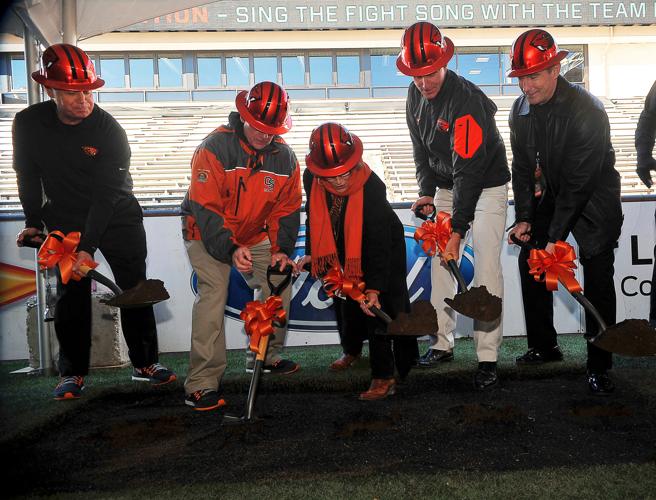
131, 363, 177, 385
53, 376, 85, 400
185, 389, 227, 411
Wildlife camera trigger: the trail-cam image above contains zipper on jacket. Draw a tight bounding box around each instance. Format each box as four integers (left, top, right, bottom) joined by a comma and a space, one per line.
234, 176, 246, 216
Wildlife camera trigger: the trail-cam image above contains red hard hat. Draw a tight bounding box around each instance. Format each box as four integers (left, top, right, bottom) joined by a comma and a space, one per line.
305, 122, 363, 177
31, 44, 104, 91
508, 29, 568, 78
235, 81, 292, 135
396, 22, 454, 77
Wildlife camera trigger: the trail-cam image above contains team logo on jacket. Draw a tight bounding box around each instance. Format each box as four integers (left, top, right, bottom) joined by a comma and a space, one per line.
436, 118, 449, 132
81, 146, 98, 157
196, 169, 209, 183
264, 176, 275, 192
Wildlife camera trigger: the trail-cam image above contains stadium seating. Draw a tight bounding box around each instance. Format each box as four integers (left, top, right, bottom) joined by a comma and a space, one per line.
0, 95, 651, 214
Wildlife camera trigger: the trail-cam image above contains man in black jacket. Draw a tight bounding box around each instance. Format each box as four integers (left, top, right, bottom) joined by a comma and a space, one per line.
507, 29, 623, 395
634, 80, 656, 327
397, 22, 510, 390
13, 44, 175, 400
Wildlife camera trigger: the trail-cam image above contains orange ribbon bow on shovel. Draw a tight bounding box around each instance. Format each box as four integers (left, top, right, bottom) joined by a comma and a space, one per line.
240, 295, 286, 355
413, 210, 453, 257
527, 240, 582, 293
37, 231, 98, 284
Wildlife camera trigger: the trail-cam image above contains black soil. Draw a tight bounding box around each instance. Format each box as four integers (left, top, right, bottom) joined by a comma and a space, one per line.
5, 370, 656, 497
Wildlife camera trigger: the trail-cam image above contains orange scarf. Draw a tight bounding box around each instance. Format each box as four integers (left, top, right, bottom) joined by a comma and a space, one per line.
309, 163, 372, 279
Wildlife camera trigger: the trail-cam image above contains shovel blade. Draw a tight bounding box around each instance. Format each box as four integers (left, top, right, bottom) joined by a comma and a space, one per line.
101, 279, 170, 308
385, 300, 438, 336
444, 285, 502, 322
588, 319, 656, 357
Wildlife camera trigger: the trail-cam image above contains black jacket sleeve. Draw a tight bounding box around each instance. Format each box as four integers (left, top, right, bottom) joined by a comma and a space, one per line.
12, 113, 45, 230
635, 80, 656, 170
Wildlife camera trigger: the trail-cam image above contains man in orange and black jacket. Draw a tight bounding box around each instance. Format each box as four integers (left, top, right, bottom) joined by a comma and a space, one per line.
180, 81, 302, 411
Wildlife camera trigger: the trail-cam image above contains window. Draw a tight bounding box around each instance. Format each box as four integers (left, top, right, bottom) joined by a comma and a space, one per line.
197, 56, 221, 87
158, 56, 182, 88
226, 56, 249, 87
129, 57, 154, 88
371, 52, 411, 87
458, 53, 501, 86
561, 50, 584, 84
99, 58, 125, 88
309, 56, 332, 85
282, 56, 305, 86
336, 55, 359, 85
254, 56, 277, 84
10, 57, 26, 90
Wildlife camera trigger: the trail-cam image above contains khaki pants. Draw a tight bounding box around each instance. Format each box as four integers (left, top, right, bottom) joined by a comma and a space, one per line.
429, 185, 508, 362
184, 238, 291, 395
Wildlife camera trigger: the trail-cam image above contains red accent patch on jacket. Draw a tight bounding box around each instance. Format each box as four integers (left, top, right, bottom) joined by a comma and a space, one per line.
436, 118, 449, 132
453, 115, 482, 159
81, 146, 98, 157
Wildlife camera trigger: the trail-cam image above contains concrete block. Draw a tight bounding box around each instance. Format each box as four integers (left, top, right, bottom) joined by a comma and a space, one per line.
26, 293, 130, 370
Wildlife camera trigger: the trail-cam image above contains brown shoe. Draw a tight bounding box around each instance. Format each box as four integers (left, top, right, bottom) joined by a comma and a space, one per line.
358, 378, 396, 401
329, 353, 359, 371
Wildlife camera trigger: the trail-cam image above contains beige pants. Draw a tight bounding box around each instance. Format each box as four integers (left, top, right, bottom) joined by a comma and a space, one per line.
184, 238, 291, 394
429, 185, 508, 362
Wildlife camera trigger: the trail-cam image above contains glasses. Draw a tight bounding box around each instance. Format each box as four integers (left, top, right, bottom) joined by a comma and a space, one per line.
324, 171, 352, 183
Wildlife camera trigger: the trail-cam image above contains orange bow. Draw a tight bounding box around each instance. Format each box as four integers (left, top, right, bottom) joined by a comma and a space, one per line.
413, 211, 452, 257
37, 231, 97, 284
240, 295, 286, 355
322, 265, 367, 303
527, 240, 582, 293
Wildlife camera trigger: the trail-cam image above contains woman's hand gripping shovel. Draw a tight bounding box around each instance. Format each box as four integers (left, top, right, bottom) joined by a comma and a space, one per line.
510, 234, 656, 356
413, 205, 502, 322
224, 264, 293, 424
30, 231, 169, 308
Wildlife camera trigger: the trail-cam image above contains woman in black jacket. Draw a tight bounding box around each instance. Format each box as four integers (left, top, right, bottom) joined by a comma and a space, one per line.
296, 122, 418, 400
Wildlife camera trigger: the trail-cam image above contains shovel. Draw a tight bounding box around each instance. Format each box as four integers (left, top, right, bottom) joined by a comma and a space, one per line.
23, 232, 169, 309
413, 205, 502, 323
224, 264, 293, 425
510, 234, 656, 357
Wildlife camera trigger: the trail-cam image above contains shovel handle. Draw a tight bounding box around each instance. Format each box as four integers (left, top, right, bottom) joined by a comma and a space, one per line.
21, 233, 47, 249
413, 203, 436, 221
370, 305, 392, 324
266, 264, 293, 296
79, 265, 123, 296
446, 257, 468, 292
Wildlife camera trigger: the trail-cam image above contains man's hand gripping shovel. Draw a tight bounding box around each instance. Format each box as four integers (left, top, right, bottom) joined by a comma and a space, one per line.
224, 264, 293, 424
510, 234, 656, 357
26, 231, 169, 308
414, 205, 502, 322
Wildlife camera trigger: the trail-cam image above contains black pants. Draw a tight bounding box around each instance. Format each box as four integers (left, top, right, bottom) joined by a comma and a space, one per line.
336, 298, 418, 379
54, 222, 159, 376
518, 233, 614, 372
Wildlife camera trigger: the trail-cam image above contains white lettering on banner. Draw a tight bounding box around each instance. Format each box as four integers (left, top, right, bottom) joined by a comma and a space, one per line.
416, 4, 475, 21
588, 2, 647, 18
235, 6, 288, 23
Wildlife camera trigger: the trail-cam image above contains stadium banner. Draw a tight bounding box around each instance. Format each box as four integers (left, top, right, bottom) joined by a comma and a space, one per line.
121, 0, 656, 31
0, 201, 653, 361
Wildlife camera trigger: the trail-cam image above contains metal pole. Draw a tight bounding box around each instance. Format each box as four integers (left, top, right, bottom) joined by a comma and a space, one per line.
62, 0, 78, 45
23, 25, 41, 105
35, 259, 55, 376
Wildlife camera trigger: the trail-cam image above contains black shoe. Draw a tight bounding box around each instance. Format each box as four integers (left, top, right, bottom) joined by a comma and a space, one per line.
515, 346, 563, 365
588, 371, 615, 396
265, 359, 300, 375
417, 349, 454, 368
132, 363, 177, 385
185, 389, 226, 411
53, 376, 85, 400
474, 362, 498, 390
